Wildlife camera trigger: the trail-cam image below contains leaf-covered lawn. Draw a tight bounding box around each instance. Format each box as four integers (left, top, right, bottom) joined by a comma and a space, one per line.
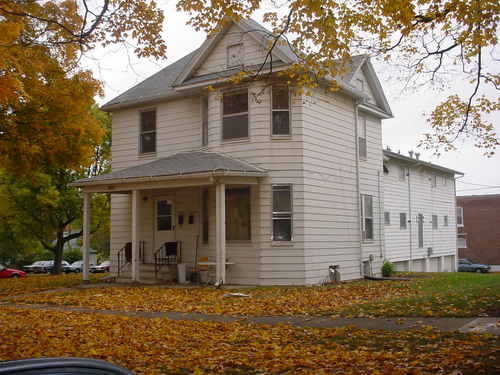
0, 274, 106, 298
0, 307, 497, 375
7, 273, 500, 317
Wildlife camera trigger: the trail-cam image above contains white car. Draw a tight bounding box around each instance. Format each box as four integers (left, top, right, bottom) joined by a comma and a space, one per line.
90, 261, 111, 273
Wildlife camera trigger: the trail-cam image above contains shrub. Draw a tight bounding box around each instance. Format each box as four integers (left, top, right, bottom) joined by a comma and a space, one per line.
381, 260, 395, 277
64, 248, 82, 264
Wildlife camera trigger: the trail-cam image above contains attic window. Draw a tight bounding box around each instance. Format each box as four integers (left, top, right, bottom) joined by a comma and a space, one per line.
227, 43, 243, 68
356, 78, 364, 91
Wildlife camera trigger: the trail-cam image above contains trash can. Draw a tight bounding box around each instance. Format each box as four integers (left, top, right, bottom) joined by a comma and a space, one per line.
177, 263, 187, 284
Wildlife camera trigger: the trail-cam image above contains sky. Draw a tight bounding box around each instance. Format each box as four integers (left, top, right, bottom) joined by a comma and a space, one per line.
84, 1, 500, 196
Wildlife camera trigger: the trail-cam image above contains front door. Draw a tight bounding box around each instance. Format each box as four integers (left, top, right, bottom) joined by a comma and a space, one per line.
154, 199, 176, 251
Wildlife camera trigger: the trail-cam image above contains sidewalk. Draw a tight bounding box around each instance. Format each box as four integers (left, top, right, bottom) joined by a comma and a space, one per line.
2, 301, 499, 335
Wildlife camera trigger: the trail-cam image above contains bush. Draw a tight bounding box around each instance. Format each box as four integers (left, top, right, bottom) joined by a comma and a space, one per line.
381, 260, 395, 277
63, 248, 82, 264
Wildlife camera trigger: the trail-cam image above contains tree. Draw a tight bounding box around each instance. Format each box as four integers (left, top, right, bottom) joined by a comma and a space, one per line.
0, 0, 166, 174
178, 0, 499, 155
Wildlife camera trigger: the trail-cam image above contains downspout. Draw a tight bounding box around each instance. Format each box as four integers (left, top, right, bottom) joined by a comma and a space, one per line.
407, 167, 413, 271
377, 170, 383, 258
453, 174, 464, 271
354, 101, 363, 276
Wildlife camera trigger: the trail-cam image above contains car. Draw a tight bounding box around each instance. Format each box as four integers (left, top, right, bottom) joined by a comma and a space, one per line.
0, 264, 26, 278
457, 258, 491, 273
69, 260, 95, 273
23, 261, 51, 274
0, 357, 133, 374
90, 260, 111, 273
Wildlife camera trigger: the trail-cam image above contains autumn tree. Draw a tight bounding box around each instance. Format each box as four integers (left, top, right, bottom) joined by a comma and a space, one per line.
178, 0, 499, 155
0, 0, 166, 174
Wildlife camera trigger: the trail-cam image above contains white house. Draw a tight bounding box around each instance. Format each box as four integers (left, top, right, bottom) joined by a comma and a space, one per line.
72, 18, 460, 285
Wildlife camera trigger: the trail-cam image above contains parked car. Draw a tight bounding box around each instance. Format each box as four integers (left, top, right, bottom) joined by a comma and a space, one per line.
90, 260, 111, 273
69, 260, 95, 273
0, 264, 26, 278
23, 261, 52, 274
457, 259, 491, 273
0, 357, 133, 374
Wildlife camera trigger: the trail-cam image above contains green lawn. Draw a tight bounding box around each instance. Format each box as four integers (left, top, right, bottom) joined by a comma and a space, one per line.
339, 272, 500, 317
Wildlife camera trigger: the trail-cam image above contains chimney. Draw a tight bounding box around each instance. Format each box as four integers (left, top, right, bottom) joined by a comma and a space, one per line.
415, 152, 420, 160
408, 150, 414, 158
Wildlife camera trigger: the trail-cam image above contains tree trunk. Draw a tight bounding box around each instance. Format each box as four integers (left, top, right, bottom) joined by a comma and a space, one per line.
52, 230, 65, 274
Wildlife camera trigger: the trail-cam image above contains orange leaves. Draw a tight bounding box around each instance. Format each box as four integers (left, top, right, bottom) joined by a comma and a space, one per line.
0, 307, 497, 374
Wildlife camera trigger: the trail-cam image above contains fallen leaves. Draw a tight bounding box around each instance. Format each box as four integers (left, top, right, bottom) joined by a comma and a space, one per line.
0, 307, 497, 374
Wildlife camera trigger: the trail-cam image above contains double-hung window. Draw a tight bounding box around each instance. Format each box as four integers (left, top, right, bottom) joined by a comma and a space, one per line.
361, 194, 373, 240
272, 86, 290, 136
222, 90, 248, 140
384, 212, 390, 225
399, 166, 407, 181
201, 96, 208, 146
272, 185, 292, 241
444, 215, 448, 226
432, 214, 438, 230
139, 110, 156, 154
400, 213, 407, 229
431, 175, 437, 188
456, 207, 464, 227
358, 115, 367, 158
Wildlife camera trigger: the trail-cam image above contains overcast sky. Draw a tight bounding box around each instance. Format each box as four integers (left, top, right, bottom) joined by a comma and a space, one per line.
85, 1, 500, 196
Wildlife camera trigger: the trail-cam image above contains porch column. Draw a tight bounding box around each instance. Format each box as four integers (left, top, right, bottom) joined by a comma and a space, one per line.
215, 183, 226, 285
82, 192, 91, 283
131, 190, 140, 282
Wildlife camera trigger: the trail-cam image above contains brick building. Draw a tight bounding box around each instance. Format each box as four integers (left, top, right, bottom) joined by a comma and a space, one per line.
457, 194, 500, 267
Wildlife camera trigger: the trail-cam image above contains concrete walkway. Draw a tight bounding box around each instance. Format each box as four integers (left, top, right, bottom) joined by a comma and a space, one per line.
2, 301, 498, 335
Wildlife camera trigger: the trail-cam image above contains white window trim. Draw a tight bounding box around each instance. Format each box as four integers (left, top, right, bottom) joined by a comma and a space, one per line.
226, 43, 244, 69
384, 211, 390, 226
221, 89, 249, 141
457, 206, 464, 227
271, 184, 293, 242
358, 115, 367, 159
399, 212, 407, 230
361, 194, 374, 241
432, 214, 438, 230
270, 86, 292, 138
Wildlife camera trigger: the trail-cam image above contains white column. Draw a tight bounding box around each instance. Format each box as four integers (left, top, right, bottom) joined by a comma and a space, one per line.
82, 192, 91, 283
131, 190, 140, 282
215, 183, 226, 285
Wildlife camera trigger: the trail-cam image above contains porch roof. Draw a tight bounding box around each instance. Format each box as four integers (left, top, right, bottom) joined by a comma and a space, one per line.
71, 151, 267, 188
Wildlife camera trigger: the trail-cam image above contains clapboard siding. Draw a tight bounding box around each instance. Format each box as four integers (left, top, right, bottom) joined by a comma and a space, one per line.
383, 158, 457, 270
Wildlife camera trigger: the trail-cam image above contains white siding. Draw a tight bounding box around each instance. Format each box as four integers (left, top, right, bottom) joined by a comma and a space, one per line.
383, 158, 457, 271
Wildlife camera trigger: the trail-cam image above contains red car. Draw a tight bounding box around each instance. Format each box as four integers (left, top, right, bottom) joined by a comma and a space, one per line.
0, 264, 26, 278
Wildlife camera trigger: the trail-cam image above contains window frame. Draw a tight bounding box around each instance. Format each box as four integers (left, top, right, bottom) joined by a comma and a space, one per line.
139, 109, 157, 155
225, 187, 251, 242
443, 215, 448, 227
358, 115, 367, 159
272, 184, 293, 242
226, 43, 244, 68
271, 86, 291, 137
201, 96, 209, 146
360, 194, 374, 241
221, 89, 249, 141
432, 214, 438, 230
398, 166, 407, 182
399, 213, 407, 229
456, 206, 464, 227
431, 175, 437, 188
384, 211, 390, 226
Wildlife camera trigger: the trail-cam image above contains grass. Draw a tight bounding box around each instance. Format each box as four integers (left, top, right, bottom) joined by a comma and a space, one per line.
8, 272, 500, 318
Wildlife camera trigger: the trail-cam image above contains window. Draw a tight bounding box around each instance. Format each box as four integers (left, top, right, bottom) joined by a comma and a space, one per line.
432, 214, 438, 230
356, 78, 364, 91
361, 194, 373, 240
431, 175, 437, 188
156, 200, 172, 231
272, 185, 292, 241
457, 207, 464, 227
202, 189, 209, 244
139, 110, 156, 153
384, 212, 390, 225
227, 43, 243, 68
358, 115, 367, 158
226, 187, 251, 241
399, 213, 407, 229
442, 176, 447, 186
201, 96, 208, 146
444, 215, 448, 226
272, 86, 290, 136
417, 213, 424, 248
222, 90, 248, 140
399, 166, 407, 181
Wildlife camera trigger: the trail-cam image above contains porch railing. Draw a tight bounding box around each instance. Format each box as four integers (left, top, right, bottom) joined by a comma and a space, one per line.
117, 241, 145, 277
154, 241, 182, 279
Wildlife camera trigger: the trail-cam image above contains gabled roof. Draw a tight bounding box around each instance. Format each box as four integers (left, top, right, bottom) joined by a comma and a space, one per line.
101, 18, 391, 117
71, 151, 267, 187
383, 150, 463, 176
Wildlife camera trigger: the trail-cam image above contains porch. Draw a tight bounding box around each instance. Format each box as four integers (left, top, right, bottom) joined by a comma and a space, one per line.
71, 151, 267, 285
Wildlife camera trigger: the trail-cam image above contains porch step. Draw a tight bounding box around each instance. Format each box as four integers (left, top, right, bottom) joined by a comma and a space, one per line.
116, 263, 178, 282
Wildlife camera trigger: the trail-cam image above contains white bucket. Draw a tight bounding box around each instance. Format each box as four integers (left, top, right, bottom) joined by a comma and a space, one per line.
177, 263, 187, 284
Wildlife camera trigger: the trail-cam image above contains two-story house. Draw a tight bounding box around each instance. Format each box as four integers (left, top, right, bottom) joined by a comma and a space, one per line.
73, 18, 457, 285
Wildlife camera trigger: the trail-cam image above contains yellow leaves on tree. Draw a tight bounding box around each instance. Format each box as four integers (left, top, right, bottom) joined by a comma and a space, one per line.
0, 0, 166, 174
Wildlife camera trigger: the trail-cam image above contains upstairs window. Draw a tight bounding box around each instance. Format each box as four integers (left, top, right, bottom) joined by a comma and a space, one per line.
399, 166, 407, 181
272, 86, 290, 136
272, 185, 292, 241
432, 214, 438, 230
399, 213, 407, 229
457, 207, 464, 227
140, 110, 156, 154
358, 115, 367, 158
431, 175, 437, 188
361, 194, 373, 240
222, 90, 248, 140
444, 215, 448, 226
201, 96, 208, 146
